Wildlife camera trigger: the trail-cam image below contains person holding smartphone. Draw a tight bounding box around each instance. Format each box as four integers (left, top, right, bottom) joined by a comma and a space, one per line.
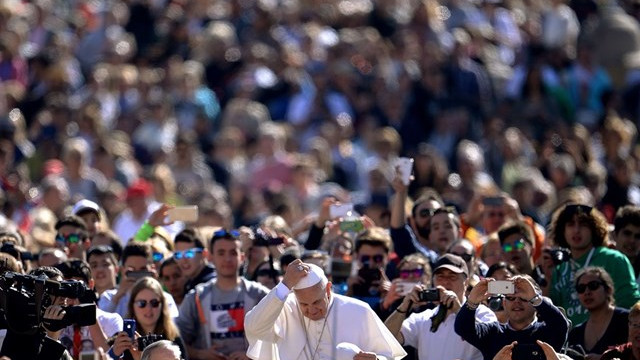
455, 275, 569, 360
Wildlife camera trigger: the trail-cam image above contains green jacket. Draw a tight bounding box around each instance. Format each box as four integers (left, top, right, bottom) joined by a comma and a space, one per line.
551, 246, 640, 325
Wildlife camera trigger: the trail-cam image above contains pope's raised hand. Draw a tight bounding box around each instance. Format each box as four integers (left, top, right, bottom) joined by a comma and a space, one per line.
283, 260, 311, 289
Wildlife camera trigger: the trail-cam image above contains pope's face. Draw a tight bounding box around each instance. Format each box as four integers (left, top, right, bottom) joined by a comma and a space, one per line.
294, 282, 332, 321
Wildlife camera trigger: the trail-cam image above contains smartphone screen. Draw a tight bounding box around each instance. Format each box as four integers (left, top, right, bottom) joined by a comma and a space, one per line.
123, 319, 136, 339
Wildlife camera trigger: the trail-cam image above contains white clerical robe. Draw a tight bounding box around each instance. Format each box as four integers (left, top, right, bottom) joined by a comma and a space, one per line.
244, 283, 407, 360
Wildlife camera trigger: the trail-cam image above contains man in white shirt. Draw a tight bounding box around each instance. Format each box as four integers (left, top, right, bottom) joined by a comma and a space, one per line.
245, 261, 406, 360
384, 254, 494, 360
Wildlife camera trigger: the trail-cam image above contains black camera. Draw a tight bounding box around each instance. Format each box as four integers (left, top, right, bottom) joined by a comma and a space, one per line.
419, 288, 440, 302
253, 227, 285, 247
545, 247, 571, 266
488, 295, 504, 311
512, 343, 545, 360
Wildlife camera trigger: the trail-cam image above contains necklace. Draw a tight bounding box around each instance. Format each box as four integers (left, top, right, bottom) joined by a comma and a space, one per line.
298, 300, 334, 360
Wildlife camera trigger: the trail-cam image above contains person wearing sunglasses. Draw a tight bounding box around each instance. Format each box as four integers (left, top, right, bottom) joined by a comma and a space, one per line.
55, 215, 91, 261
110, 277, 186, 360
389, 169, 441, 264
448, 238, 487, 278
346, 227, 394, 316
568, 267, 630, 359
456, 275, 569, 360
550, 203, 640, 325
176, 229, 270, 360
173, 228, 215, 293
381, 253, 432, 326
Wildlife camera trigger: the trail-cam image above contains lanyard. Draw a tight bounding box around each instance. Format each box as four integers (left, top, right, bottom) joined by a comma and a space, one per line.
562, 247, 595, 277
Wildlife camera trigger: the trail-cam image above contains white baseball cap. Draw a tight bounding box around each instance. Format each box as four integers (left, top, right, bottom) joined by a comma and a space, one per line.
72, 199, 101, 218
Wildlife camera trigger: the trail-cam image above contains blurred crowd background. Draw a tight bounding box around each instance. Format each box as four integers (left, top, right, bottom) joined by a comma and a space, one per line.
2, 0, 640, 250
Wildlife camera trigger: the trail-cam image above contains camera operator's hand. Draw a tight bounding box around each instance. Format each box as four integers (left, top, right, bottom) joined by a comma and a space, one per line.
468, 278, 493, 305
42, 305, 66, 340
492, 341, 516, 360
437, 286, 462, 314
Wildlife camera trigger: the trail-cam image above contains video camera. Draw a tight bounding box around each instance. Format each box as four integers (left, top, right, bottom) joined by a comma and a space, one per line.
0, 271, 96, 336
545, 247, 571, 266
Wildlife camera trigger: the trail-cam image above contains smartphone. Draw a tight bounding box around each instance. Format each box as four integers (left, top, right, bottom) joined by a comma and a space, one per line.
358, 267, 382, 284
419, 288, 440, 302
126, 270, 155, 280
393, 157, 414, 185
339, 219, 364, 233
488, 280, 515, 295
167, 206, 198, 222
396, 281, 419, 296
267, 236, 285, 246
123, 318, 136, 339
79, 351, 98, 360
330, 203, 354, 219
482, 196, 504, 207
512, 343, 544, 360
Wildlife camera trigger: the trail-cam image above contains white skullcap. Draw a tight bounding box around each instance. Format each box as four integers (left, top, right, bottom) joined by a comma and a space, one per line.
292, 263, 328, 290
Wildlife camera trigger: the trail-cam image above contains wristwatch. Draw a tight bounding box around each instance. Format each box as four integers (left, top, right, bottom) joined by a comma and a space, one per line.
528, 294, 543, 307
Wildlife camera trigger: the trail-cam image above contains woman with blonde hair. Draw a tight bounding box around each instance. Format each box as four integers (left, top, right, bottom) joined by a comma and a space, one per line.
110, 277, 187, 359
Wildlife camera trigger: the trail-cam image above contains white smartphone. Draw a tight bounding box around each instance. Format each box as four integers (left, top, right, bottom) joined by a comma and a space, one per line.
488, 280, 515, 295
393, 157, 414, 185
396, 281, 420, 296
168, 206, 199, 222
329, 203, 354, 219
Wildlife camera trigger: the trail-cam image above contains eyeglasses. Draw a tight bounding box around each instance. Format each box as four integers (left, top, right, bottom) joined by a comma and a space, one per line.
56, 233, 81, 244
418, 208, 436, 218
212, 229, 240, 240
450, 252, 473, 262
399, 268, 424, 279
174, 248, 203, 260
152, 252, 164, 262
576, 280, 605, 294
360, 254, 384, 264
504, 296, 529, 303
503, 239, 526, 253
433, 206, 458, 216
134, 299, 161, 308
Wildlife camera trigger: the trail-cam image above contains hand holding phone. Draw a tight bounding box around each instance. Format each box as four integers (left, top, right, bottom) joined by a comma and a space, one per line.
126, 270, 155, 280
167, 206, 198, 222
488, 280, 515, 295
393, 157, 414, 185
123, 319, 136, 339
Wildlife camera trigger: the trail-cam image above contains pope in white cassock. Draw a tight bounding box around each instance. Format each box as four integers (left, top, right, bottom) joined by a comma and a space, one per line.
244, 259, 407, 360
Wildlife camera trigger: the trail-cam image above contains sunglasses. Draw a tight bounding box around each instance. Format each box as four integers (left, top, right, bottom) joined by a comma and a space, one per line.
360, 254, 384, 264
152, 252, 164, 262
418, 208, 436, 218
134, 299, 161, 308
212, 229, 240, 240
399, 268, 424, 279
504, 296, 529, 303
503, 239, 526, 253
174, 248, 203, 260
576, 280, 605, 294
451, 252, 473, 262
56, 233, 81, 244
565, 204, 593, 216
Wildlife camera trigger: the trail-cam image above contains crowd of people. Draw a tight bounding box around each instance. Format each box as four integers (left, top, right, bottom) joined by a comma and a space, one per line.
4, 0, 640, 359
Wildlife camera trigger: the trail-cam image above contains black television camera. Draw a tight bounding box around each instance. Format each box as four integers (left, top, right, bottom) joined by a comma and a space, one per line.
0, 271, 97, 359
545, 247, 571, 266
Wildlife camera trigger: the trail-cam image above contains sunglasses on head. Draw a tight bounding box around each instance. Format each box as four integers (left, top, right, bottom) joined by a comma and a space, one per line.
503, 239, 526, 253
565, 204, 593, 216
212, 229, 240, 240
56, 233, 81, 244
152, 252, 164, 262
576, 280, 605, 294
174, 248, 203, 260
399, 268, 424, 279
135, 299, 161, 308
360, 254, 384, 264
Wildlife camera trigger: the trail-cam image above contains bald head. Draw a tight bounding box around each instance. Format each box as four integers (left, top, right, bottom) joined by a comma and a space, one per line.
141, 340, 181, 360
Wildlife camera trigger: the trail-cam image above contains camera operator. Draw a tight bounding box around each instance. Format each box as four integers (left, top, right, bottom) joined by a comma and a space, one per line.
55, 259, 123, 358
0, 266, 73, 359
455, 276, 569, 360
384, 254, 495, 360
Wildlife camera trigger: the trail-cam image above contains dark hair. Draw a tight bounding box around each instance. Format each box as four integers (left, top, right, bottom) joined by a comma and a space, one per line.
497, 221, 534, 246
29, 266, 63, 280
122, 242, 152, 266
86, 245, 118, 266
159, 257, 178, 278
551, 204, 609, 248
614, 205, 640, 235
55, 259, 92, 283
486, 261, 519, 278
209, 229, 241, 252
575, 266, 615, 305
55, 215, 88, 231
411, 188, 444, 218
355, 227, 391, 254
174, 228, 205, 249
93, 230, 123, 261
